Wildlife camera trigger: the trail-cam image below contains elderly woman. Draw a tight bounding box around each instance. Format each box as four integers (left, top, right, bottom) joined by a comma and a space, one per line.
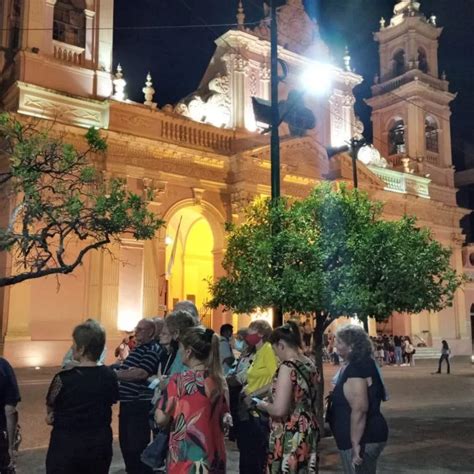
155, 327, 229, 473
236, 319, 278, 474
46, 320, 118, 474
328, 324, 388, 474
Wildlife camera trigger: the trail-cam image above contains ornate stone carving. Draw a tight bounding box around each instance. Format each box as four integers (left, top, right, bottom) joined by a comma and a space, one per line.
252, 0, 329, 56
249, 70, 258, 96
192, 187, 205, 205
175, 74, 231, 128
230, 189, 254, 217
260, 63, 270, 81
112, 64, 126, 101
142, 72, 156, 107
343, 94, 356, 107
329, 93, 344, 140
17, 83, 108, 128
233, 54, 249, 73
142, 178, 167, 203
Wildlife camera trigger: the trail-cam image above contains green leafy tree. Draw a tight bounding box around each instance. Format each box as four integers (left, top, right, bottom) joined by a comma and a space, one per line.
0, 114, 164, 287
209, 183, 462, 425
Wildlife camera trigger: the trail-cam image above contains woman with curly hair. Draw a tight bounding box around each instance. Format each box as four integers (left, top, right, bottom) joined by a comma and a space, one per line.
256, 320, 320, 473
155, 326, 230, 473
328, 324, 388, 473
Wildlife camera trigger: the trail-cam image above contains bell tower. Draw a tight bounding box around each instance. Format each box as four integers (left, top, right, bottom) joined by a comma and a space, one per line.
367, 1, 457, 199
0, 0, 114, 128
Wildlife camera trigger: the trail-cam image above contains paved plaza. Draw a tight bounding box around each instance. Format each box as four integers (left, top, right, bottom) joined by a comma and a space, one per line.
12, 359, 474, 473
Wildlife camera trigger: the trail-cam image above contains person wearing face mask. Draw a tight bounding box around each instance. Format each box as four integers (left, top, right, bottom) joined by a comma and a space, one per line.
235, 319, 277, 474
226, 328, 256, 443
155, 327, 230, 473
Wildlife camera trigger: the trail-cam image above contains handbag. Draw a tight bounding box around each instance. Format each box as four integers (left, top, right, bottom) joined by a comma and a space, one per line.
324, 391, 333, 423
140, 429, 170, 469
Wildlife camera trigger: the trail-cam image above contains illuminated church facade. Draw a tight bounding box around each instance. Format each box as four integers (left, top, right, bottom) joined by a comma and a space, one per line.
0, 0, 472, 366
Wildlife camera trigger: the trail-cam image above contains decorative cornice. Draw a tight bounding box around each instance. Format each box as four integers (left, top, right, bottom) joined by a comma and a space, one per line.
4, 81, 109, 129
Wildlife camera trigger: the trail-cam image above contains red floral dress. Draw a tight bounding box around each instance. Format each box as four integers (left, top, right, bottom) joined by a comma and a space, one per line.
268, 359, 320, 473
158, 369, 228, 473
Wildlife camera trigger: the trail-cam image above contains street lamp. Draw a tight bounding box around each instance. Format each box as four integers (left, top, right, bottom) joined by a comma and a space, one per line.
300, 61, 334, 97
326, 138, 367, 189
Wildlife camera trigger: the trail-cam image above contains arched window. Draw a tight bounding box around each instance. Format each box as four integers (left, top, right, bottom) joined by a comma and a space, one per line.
393, 50, 405, 77
388, 119, 406, 155
53, 0, 85, 47
418, 48, 429, 73
425, 116, 439, 153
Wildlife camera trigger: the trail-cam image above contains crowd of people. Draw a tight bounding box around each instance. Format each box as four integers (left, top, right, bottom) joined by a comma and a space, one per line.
0, 306, 455, 473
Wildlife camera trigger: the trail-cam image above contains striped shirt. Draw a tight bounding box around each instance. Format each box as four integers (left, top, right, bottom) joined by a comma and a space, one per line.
119, 340, 162, 402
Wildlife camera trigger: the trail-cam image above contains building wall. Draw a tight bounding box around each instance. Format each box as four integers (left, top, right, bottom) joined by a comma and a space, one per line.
0, 0, 471, 366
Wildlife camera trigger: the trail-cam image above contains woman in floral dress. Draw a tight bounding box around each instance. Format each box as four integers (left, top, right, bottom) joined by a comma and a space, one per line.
256, 321, 320, 473
155, 326, 230, 473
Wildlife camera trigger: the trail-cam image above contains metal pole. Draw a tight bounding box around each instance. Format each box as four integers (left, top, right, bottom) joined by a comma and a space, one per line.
350, 137, 361, 189
270, 0, 280, 201
270, 0, 283, 326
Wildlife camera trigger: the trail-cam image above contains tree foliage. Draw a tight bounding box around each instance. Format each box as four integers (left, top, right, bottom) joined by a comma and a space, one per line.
209, 182, 463, 425
0, 114, 164, 287
209, 183, 462, 322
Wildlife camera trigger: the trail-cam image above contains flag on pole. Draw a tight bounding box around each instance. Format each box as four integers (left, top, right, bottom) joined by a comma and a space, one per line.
165, 216, 182, 280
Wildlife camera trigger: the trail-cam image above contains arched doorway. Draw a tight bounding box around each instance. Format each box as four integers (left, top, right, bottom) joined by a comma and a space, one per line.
165, 207, 216, 327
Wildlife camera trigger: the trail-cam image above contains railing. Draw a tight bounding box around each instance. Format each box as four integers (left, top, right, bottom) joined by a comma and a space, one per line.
373, 69, 449, 95
159, 116, 234, 154
425, 151, 439, 166
53, 40, 84, 66
368, 166, 430, 199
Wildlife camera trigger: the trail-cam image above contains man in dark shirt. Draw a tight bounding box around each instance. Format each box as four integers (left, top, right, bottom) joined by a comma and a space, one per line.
0, 358, 20, 474
116, 319, 161, 474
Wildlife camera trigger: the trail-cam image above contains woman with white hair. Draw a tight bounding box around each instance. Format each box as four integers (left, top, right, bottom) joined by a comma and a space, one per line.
327, 324, 389, 474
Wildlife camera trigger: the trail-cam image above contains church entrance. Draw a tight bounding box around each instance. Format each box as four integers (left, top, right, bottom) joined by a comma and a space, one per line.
165, 207, 215, 327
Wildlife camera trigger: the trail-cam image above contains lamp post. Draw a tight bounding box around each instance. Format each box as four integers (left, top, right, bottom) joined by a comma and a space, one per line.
269, 0, 284, 327
326, 137, 367, 189
270, 0, 280, 202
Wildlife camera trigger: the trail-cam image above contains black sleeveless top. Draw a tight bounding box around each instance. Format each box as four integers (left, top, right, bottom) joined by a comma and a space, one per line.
329, 357, 388, 450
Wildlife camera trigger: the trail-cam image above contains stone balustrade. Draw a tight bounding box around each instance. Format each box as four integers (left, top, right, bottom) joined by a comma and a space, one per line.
53, 40, 84, 66
368, 165, 430, 198
425, 151, 440, 166
373, 69, 449, 95
159, 117, 234, 153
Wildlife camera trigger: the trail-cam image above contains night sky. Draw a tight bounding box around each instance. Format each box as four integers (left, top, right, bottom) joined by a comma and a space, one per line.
114, 0, 474, 167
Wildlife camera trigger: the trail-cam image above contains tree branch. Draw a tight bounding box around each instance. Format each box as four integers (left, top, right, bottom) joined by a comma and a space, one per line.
0, 237, 110, 287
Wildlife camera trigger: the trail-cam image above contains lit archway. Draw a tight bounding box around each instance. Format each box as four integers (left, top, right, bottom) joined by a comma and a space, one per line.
163, 202, 225, 328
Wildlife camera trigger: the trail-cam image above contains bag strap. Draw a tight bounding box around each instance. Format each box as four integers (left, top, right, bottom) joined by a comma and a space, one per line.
285, 360, 316, 406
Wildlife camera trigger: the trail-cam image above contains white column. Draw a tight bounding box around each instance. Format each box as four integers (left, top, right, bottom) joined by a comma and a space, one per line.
44, 0, 57, 55
84, 9, 96, 65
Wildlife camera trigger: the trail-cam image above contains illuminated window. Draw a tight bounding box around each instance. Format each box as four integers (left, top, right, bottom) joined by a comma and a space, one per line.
53, 0, 85, 47
425, 117, 439, 153
388, 119, 406, 155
